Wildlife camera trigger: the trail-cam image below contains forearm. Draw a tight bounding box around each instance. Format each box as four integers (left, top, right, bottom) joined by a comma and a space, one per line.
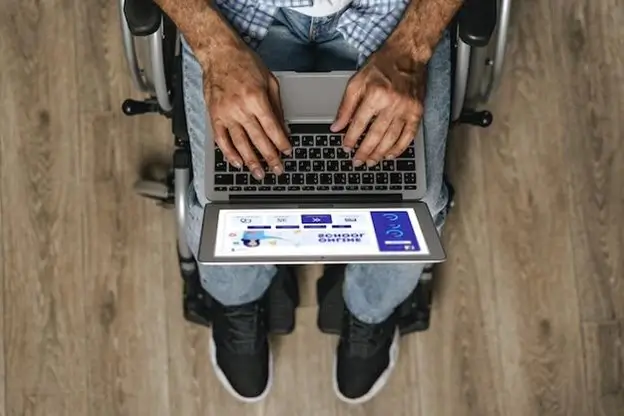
388, 0, 464, 61
153, 0, 242, 60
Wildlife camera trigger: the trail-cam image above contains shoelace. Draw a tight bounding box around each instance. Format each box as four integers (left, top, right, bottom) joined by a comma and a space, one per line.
220, 304, 264, 352
345, 316, 384, 358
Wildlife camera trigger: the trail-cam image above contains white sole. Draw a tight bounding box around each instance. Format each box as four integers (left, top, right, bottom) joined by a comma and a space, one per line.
333, 328, 400, 405
209, 336, 273, 403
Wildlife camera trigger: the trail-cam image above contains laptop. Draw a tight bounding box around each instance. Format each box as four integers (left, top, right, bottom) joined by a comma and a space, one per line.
197, 71, 445, 265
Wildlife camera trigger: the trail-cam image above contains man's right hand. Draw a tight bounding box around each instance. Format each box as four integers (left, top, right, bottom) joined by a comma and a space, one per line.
199, 42, 291, 180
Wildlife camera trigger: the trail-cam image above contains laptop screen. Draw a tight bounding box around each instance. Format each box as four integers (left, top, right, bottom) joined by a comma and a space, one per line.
213, 208, 430, 258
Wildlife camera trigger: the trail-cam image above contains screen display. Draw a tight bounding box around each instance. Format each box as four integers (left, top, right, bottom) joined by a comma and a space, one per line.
213, 208, 429, 258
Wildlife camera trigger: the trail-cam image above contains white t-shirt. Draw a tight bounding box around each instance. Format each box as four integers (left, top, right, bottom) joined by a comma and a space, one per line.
289, 0, 353, 17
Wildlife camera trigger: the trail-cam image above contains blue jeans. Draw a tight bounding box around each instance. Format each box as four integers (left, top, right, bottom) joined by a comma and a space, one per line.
182, 8, 451, 324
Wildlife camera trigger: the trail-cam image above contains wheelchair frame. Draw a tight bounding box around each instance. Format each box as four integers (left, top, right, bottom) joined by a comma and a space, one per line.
117, 0, 512, 333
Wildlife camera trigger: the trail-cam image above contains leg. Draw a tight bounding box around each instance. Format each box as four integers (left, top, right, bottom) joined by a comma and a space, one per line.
314, 29, 452, 404
181, 8, 317, 402
343, 31, 452, 324
182, 9, 315, 306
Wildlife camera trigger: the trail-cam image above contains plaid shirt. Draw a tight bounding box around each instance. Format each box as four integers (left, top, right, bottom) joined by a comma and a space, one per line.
214, 0, 410, 64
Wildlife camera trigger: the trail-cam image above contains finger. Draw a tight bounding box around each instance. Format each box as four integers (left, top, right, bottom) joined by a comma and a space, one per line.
229, 124, 264, 180
250, 92, 292, 156
352, 111, 393, 166
213, 122, 242, 168
367, 119, 405, 163
331, 78, 364, 133
387, 121, 419, 159
268, 77, 290, 136
242, 117, 283, 175
343, 96, 378, 153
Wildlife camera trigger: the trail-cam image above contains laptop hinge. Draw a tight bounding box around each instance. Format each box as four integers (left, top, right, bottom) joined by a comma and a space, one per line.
228, 193, 403, 204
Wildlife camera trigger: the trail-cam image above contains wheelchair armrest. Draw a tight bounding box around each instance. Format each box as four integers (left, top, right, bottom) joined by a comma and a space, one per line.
124, 0, 162, 36
457, 0, 497, 47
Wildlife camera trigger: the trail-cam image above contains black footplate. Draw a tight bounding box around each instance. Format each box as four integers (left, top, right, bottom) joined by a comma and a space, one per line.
179, 255, 299, 334
316, 265, 433, 335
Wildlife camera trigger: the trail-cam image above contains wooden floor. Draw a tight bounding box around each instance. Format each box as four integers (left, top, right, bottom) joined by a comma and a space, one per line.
1, 0, 623, 415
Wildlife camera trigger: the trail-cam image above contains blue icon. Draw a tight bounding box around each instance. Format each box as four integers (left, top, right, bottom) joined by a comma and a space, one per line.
301, 214, 332, 224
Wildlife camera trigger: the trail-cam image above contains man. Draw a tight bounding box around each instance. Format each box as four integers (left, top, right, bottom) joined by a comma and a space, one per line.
155, 0, 461, 404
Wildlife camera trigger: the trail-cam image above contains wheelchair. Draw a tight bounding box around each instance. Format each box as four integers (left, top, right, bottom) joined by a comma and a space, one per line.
117, 0, 511, 335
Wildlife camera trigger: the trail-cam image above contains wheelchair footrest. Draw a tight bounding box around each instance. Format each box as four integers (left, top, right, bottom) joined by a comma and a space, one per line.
316, 267, 433, 336
179, 258, 298, 335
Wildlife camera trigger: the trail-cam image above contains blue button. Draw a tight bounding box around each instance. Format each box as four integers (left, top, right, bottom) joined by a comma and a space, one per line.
301, 214, 332, 224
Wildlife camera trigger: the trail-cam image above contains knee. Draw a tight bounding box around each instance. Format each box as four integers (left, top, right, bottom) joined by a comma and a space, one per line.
343, 264, 422, 323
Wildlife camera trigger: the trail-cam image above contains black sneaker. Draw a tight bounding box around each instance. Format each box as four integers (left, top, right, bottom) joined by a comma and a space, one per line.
210, 299, 272, 402
334, 308, 399, 404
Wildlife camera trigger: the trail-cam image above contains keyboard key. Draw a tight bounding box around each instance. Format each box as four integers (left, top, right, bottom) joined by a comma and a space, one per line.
302, 186, 315, 191
305, 173, 318, 185
259, 186, 271, 191
315, 135, 328, 146
288, 186, 301, 191
375, 172, 388, 184
398, 147, 415, 159
348, 173, 360, 184
332, 186, 345, 191
390, 185, 402, 190
317, 185, 330, 191
404, 172, 417, 184
273, 186, 286, 191
215, 161, 228, 172
375, 185, 388, 191
405, 185, 417, 190
298, 161, 312, 172
215, 174, 234, 185
327, 160, 339, 171
337, 148, 350, 159
284, 160, 297, 172
390, 173, 402, 184
215, 148, 225, 162
244, 186, 256, 191
263, 174, 276, 185
322, 148, 336, 159
381, 160, 395, 171
291, 136, 301, 147
362, 173, 374, 184
329, 135, 342, 146
369, 163, 381, 171
230, 186, 242, 191
320, 173, 333, 184
302, 135, 314, 146
340, 160, 352, 171
215, 186, 227, 192
294, 148, 307, 159
361, 185, 373, 191
292, 173, 305, 185
334, 173, 347, 184
396, 160, 415, 171
277, 174, 290, 185
235, 174, 249, 185
309, 148, 322, 159
312, 160, 325, 171
346, 185, 359, 191
354, 163, 367, 172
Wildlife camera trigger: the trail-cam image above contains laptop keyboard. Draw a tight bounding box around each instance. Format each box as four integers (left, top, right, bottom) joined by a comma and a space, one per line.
213, 124, 417, 193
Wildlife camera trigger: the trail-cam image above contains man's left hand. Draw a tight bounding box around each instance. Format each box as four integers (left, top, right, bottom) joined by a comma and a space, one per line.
331, 42, 428, 167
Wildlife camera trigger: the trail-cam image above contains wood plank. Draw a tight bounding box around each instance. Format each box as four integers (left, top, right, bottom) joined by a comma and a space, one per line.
415, 127, 505, 416
551, 0, 624, 322
10, 395, 88, 416
74, 0, 133, 113
581, 321, 624, 416
0, 2, 88, 415
78, 111, 172, 416
478, 0, 588, 414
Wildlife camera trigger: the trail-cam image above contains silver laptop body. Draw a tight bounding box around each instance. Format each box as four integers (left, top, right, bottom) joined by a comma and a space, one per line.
198, 72, 442, 265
